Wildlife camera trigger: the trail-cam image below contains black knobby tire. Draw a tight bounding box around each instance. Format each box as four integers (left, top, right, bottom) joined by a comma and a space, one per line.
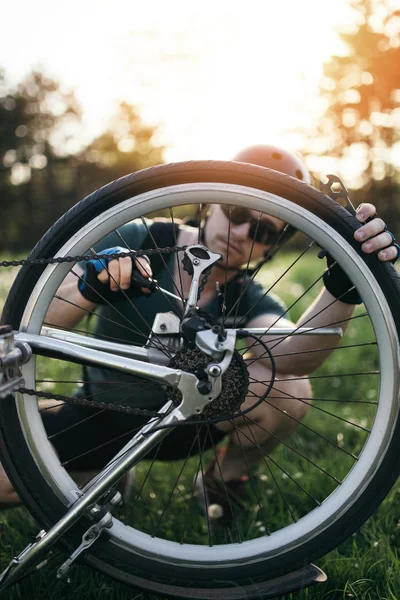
1, 161, 400, 598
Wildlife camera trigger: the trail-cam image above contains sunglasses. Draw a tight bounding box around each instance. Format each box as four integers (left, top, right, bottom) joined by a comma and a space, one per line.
220, 205, 285, 246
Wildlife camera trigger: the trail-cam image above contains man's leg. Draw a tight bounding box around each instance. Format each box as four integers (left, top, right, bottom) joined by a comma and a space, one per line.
0, 463, 20, 507
0, 399, 111, 508
0, 399, 65, 507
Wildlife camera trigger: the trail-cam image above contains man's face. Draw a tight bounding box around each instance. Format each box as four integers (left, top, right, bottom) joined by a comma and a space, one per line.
204, 204, 287, 268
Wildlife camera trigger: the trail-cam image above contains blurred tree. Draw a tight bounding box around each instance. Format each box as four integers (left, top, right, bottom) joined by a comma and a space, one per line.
77, 101, 164, 198
0, 71, 164, 251
299, 0, 400, 228
0, 70, 83, 250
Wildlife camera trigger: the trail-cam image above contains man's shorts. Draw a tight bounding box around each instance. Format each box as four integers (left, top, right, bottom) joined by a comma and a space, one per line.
42, 399, 226, 472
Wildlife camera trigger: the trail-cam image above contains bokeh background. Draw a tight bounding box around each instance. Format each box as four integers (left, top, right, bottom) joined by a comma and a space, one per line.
2, 0, 400, 251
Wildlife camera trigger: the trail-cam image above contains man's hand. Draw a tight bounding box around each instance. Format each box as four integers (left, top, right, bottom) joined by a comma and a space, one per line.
323, 203, 399, 304
78, 247, 154, 305
354, 203, 399, 262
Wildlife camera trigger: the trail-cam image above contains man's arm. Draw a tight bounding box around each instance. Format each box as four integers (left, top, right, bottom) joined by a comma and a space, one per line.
245, 288, 353, 376
246, 202, 398, 375
45, 255, 152, 330
44, 266, 97, 330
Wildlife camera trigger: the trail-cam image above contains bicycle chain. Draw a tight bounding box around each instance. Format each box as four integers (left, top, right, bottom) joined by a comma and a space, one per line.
197, 265, 212, 298
3, 244, 216, 418
0, 246, 187, 268
16, 387, 163, 417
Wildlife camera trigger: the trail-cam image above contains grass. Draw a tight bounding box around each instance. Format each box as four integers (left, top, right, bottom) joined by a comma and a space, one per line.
0, 250, 399, 600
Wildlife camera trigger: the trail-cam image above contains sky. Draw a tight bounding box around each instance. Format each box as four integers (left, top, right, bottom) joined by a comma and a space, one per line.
2, 0, 357, 163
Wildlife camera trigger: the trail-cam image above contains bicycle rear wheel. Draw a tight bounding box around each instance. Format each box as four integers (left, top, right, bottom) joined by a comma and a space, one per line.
1, 161, 400, 598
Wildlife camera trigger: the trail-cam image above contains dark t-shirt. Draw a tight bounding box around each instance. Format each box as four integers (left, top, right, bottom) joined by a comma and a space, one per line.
82, 221, 286, 409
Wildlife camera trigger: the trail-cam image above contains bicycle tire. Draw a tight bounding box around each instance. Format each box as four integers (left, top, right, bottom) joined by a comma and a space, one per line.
1, 161, 400, 598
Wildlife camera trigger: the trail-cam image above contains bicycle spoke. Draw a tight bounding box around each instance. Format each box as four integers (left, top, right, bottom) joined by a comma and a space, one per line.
169, 208, 185, 301
260, 396, 358, 461
269, 386, 372, 433
207, 428, 244, 542
246, 371, 378, 385
244, 276, 333, 357
133, 442, 162, 501
109, 225, 185, 343
266, 309, 370, 353
242, 423, 297, 525
87, 248, 176, 357
229, 241, 316, 328
53, 291, 168, 356
59, 423, 146, 467
312, 397, 377, 404
152, 432, 199, 537
229, 210, 293, 330
43, 321, 156, 347
255, 395, 377, 405
229, 418, 272, 536
247, 341, 377, 362
243, 314, 371, 354
243, 382, 361, 461
220, 205, 234, 328
113, 228, 135, 253
196, 428, 214, 546
246, 303, 369, 360
44, 382, 159, 440
232, 219, 258, 327
241, 416, 321, 506
276, 372, 379, 382
240, 413, 344, 484
197, 203, 205, 245
39, 384, 156, 440
140, 217, 186, 308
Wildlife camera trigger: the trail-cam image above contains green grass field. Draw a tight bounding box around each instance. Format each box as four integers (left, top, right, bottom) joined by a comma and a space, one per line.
0, 254, 399, 600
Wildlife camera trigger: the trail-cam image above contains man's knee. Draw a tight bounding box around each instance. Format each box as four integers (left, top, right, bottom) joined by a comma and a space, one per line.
248, 361, 312, 419
273, 373, 312, 421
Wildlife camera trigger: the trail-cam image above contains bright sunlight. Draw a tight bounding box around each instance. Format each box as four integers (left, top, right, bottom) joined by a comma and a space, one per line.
2, 0, 355, 161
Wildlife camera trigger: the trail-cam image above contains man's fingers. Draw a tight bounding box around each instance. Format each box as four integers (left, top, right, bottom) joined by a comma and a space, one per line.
97, 263, 110, 284
360, 231, 393, 255
355, 203, 376, 222
377, 244, 399, 262
353, 206, 399, 262
97, 259, 120, 290
108, 259, 122, 291
119, 256, 133, 289
135, 255, 153, 278
95, 254, 153, 293
354, 217, 386, 243
135, 256, 153, 295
